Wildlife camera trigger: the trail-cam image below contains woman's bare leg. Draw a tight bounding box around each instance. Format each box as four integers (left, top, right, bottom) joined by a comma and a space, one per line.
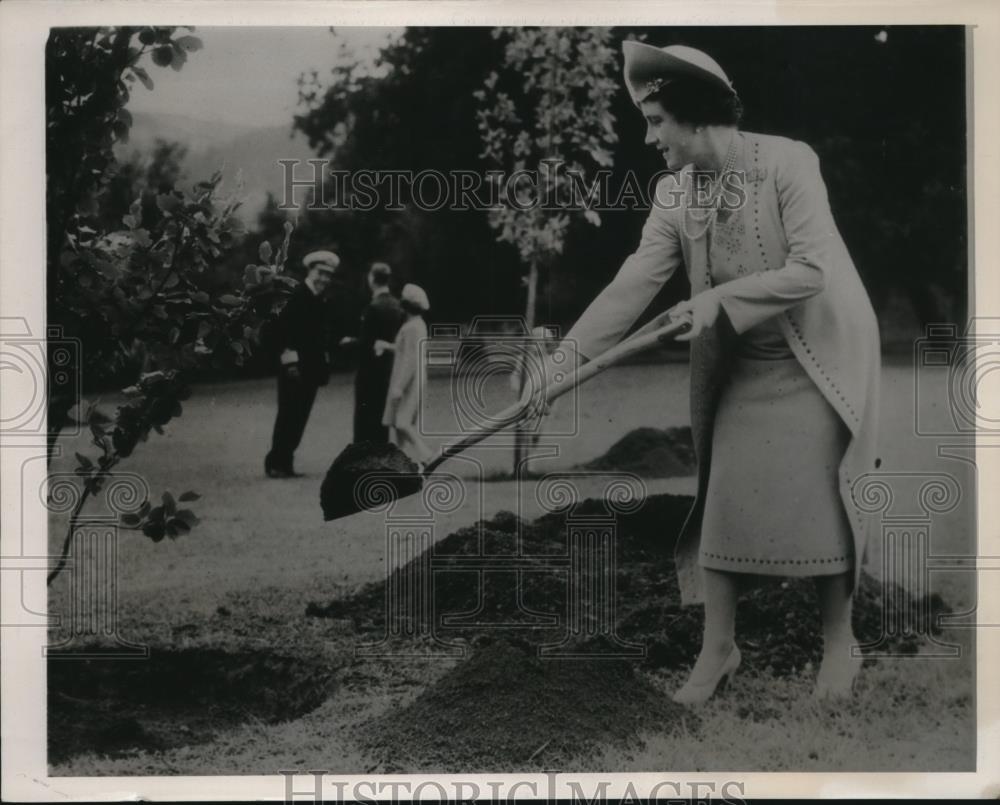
396, 423, 433, 464
686, 568, 740, 684
814, 572, 862, 695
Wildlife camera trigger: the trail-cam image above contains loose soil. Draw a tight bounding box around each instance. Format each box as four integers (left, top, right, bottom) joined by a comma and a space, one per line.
309, 493, 946, 674
48, 491, 949, 770
359, 636, 687, 772
310, 492, 948, 768
48, 648, 335, 764
580, 427, 696, 477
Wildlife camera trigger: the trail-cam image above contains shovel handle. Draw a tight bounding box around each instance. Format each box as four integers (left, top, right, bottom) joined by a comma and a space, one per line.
423, 312, 690, 474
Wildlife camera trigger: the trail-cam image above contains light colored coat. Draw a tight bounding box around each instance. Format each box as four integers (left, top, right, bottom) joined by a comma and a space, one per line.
382, 315, 428, 429
564, 131, 881, 605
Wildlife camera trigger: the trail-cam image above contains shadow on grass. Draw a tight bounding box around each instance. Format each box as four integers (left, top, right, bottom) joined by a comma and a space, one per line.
48, 647, 336, 765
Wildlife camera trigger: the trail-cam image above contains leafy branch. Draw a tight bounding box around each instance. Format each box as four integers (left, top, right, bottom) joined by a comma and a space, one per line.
474, 27, 619, 472
50, 371, 196, 585
46, 26, 302, 585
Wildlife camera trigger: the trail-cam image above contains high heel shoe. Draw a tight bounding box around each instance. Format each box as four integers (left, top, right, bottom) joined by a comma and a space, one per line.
813, 653, 863, 700
672, 645, 742, 705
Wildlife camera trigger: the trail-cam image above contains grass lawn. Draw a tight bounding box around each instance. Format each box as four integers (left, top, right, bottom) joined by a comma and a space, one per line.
45, 358, 977, 775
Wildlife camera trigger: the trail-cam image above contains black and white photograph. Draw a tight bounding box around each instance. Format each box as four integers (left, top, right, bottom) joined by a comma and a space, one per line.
2, 1, 999, 801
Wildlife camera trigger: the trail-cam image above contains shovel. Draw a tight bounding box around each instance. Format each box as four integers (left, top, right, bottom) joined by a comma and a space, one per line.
320, 311, 691, 520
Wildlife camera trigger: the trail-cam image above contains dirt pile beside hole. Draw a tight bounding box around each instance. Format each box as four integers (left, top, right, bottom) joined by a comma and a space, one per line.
309, 493, 949, 676
359, 637, 684, 771
48, 648, 335, 764
581, 426, 696, 477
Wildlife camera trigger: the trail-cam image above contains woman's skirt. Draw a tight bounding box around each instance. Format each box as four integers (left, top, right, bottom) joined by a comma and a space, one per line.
381, 383, 419, 429
699, 354, 854, 577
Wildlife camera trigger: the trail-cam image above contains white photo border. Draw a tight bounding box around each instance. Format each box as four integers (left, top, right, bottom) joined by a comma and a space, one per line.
2, 0, 998, 800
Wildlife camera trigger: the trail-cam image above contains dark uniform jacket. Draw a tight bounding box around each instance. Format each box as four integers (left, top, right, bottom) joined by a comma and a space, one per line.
276, 282, 332, 386
357, 291, 404, 386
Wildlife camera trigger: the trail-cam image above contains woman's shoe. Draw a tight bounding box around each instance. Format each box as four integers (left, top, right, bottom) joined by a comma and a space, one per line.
672, 645, 742, 705
813, 652, 863, 700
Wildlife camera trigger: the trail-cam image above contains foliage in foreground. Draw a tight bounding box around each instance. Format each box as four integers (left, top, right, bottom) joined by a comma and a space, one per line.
46, 27, 298, 583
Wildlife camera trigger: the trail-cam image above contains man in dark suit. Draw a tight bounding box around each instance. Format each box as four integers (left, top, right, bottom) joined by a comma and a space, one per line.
352, 262, 404, 443
264, 251, 338, 478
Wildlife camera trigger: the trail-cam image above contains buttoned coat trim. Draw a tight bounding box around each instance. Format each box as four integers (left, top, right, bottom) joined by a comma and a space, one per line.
564, 131, 881, 606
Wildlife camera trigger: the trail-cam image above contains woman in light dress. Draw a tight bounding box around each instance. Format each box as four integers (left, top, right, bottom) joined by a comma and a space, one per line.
377, 283, 435, 467
539, 42, 880, 704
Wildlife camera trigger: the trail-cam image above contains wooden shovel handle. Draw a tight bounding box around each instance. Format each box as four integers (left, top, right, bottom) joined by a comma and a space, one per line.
423, 312, 690, 474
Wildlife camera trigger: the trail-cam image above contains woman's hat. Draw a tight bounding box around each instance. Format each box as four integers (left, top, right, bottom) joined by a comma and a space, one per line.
303, 250, 340, 273
623, 41, 735, 105
401, 283, 430, 312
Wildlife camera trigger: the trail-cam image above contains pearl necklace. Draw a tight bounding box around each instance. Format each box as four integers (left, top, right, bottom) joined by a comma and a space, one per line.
682, 134, 739, 241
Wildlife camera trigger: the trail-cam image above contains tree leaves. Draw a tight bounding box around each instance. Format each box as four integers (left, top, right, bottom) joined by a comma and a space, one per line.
174, 35, 203, 53
46, 26, 217, 585
475, 27, 618, 267
155, 193, 182, 214
46, 26, 298, 576
120, 487, 200, 541
151, 46, 173, 67
131, 65, 154, 91
120, 512, 143, 528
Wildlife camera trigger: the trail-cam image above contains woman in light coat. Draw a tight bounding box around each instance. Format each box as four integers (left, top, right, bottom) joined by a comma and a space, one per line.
379, 283, 434, 466
544, 43, 881, 703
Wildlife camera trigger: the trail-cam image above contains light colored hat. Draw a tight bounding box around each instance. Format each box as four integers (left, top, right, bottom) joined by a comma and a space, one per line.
401, 283, 430, 312
623, 41, 736, 105
303, 250, 340, 273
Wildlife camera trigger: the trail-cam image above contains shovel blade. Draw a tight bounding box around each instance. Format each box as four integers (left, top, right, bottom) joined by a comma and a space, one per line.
320, 442, 424, 521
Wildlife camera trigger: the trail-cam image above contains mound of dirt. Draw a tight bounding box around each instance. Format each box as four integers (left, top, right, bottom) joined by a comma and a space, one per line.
360, 637, 684, 771
307, 492, 950, 770
581, 427, 696, 477
48, 648, 335, 764
320, 441, 421, 520
309, 493, 948, 676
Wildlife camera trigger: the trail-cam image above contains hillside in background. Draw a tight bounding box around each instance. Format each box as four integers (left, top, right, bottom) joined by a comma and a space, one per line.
115, 112, 317, 224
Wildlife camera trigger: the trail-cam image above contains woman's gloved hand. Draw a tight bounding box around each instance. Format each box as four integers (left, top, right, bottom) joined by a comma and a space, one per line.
518, 342, 582, 422
668, 289, 722, 341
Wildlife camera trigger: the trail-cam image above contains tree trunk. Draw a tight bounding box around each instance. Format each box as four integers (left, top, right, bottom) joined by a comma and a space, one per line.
512, 256, 539, 475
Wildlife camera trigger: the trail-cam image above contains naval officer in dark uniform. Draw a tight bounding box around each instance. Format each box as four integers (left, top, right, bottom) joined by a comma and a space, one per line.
264, 250, 338, 478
